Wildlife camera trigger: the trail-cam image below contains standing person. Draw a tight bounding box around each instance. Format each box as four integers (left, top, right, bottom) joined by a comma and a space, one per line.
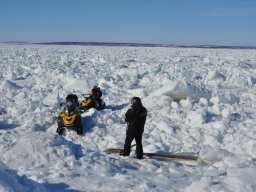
121, 97, 147, 159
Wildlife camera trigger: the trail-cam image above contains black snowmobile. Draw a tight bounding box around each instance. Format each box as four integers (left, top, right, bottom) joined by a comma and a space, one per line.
79, 94, 105, 113
57, 94, 83, 135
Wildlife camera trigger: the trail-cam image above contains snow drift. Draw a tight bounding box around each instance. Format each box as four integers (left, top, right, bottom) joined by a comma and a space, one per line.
1, 44, 256, 191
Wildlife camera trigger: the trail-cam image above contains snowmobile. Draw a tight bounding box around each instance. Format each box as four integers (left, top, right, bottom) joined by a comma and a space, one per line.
79, 94, 105, 113
57, 94, 83, 135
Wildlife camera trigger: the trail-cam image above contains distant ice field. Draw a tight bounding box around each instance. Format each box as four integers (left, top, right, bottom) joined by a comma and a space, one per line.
0, 44, 256, 191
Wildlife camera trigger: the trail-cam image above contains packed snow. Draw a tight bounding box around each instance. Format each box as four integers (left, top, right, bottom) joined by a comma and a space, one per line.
1, 44, 256, 191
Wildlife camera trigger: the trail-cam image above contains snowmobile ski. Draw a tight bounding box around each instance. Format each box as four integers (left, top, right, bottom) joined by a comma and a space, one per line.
103, 148, 198, 162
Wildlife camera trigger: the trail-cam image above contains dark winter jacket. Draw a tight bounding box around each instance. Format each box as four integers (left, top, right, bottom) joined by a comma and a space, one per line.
125, 105, 147, 133
90, 89, 102, 100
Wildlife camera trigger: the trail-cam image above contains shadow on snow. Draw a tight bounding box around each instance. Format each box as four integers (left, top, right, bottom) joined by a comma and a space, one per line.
0, 160, 82, 192
105, 103, 128, 111
0, 121, 20, 130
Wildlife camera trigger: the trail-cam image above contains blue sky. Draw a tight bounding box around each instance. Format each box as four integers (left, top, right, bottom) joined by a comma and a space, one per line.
1, 0, 256, 46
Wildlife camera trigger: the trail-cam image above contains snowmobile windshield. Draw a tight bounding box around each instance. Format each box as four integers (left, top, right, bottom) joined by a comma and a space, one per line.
65, 100, 75, 115
66, 100, 73, 107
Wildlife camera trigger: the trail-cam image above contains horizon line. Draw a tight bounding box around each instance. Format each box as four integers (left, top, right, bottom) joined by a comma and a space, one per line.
1, 41, 256, 50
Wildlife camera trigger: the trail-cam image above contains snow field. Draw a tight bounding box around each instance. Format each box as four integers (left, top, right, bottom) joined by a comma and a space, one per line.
1, 44, 256, 191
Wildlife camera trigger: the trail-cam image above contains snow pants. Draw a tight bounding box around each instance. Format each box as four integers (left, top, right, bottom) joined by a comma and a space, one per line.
123, 130, 143, 159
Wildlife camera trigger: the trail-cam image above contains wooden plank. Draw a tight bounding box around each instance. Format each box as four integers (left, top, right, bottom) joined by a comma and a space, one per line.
103, 148, 198, 162
143, 153, 198, 162
104, 148, 123, 154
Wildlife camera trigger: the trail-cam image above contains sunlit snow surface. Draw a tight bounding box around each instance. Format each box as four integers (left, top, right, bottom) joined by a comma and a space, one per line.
1, 44, 256, 191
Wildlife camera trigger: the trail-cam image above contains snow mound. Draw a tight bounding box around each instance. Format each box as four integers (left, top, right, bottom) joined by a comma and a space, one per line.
6, 71, 17, 80
150, 80, 211, 101
0, 160, 46, 192
206, 70, 226, 81
62, 78, 90, 92
0, 80, 22, 90
227, 167, 256, 191
43, 90, 61, 108
210, 92, 240, 104
117, 68, 139, 80
199, 146, 229, 165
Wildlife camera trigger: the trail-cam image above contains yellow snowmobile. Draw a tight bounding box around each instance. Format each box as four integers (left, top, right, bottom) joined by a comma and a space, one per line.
79, 94, 105, 113
57, 94, 83, 135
